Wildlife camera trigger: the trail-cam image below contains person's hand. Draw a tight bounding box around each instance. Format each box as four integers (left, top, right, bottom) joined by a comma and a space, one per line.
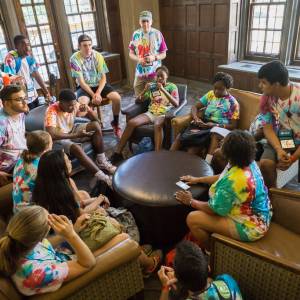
97, 194, 110, 209
157, 82, 163, 90
192, 117, 205, 127
158, 266, 177, 289
180, 175, 200, 185
276, 149, 291, 170
74, 213, 90, 233
44, 91, 51, 104
0, 171, 11, 186
205, 122, 216, 128
175, 190, 193, 206
48, 214, 76, 239
147, 54, 155, 63
145, 82, 152, 90
138, 57, 146, 66
76, 129, 93, 138
92, 93, 102, 106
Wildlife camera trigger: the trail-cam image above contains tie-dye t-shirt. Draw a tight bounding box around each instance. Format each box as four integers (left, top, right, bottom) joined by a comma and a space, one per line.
260, 83, 300, 144
187, 274, 243, 300
13, 157, 40, 213
70, 50, 109, 87
144, 82, 179, 115
11, 239, 69, 296
0, 109, 26, 172
209, 162, 272, 242
129, 27, 167, 79
199, 90, 239, 125
45, 102, 80, 134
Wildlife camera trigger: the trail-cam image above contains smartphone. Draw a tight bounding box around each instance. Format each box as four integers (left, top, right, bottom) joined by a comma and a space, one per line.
176, 181, 190, 190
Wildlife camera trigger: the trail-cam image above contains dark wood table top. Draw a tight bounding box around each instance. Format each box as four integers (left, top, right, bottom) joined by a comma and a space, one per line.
113, 150, 214, 207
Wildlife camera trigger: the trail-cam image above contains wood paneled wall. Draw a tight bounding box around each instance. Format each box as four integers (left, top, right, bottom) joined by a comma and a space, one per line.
160, 0, 240, 82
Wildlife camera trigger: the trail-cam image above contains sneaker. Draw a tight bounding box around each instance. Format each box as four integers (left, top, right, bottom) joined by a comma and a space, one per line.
110, 152, 124, 164
111, 121, 122, 138
90, 170, 112, 189
96, 156, 117, 175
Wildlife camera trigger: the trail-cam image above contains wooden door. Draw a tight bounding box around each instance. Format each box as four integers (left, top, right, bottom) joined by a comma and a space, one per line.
14, 0, 67, 91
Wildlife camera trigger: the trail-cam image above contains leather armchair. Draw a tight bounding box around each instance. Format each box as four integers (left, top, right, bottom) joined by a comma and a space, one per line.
25, 105, 94, 173
211, 188, 300, 300
121, 84, 188, 149
0, 235, 144, 300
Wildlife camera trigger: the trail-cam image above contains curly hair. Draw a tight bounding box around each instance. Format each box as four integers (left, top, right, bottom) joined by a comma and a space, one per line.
258, 60, 288, 86
222, 130, 256, 168
212, 72, 233, 89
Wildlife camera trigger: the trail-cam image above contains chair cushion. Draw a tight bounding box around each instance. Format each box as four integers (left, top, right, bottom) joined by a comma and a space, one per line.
25, 105, 48, 132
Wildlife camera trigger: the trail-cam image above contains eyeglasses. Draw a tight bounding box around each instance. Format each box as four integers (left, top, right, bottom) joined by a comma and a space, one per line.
7, 97, 27, 103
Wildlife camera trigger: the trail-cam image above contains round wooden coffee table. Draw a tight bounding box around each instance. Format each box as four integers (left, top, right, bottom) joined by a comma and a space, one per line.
113, 151, 214, 247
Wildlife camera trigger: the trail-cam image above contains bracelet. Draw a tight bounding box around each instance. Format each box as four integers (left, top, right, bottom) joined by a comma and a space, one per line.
162, 286, 170, 292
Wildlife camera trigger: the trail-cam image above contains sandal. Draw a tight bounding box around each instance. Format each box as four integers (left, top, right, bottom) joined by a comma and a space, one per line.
143, 249, 163, 278
140, 244, 153, 256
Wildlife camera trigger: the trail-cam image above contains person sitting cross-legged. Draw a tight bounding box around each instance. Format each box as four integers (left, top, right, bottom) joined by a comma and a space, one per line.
70, 34, 122, 137
45, 88, 116, 187
158, 240, 243, 300
111, 66, 179, 162
176, 130, 272, 250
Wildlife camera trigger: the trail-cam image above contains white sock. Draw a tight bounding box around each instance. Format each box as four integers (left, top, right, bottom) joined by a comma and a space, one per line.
205, 154, 213, 164
97, 153, 105, 161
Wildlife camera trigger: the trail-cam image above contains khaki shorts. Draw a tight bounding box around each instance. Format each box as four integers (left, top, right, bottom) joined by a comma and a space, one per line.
53, 123, 89, 155
144, 111, 165, 123
133, 76, 153, 96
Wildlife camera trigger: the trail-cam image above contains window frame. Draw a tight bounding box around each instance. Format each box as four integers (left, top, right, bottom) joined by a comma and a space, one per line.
290, 3, 300, 66
63, 0, 101, 52
240, 0, 300, 67
0, 5, 11, 63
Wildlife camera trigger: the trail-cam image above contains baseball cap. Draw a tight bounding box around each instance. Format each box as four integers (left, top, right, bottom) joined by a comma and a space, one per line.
139, 11, 152, 21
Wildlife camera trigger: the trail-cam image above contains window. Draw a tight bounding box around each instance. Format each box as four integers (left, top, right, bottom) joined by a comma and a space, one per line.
246, 0, 286, 58
16, 0, 60, 81
241, 0, 300, 66
64, 0, 98, 50
0, 24, 8, 63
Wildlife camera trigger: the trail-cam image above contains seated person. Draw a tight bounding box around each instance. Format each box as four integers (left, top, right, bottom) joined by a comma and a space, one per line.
0, 205, 97, 296
212, 112, 271, 174
33, 150, 163, 276
0, 85, 28, 187
111, 66, 179, 161
70, 34, 122, 137
45, 89, 116, 187
257, 61, 300, 188
170, 72, 239, 164
158, 240, 243, 300
13, 131, 52, 213
176, 130, 272, 249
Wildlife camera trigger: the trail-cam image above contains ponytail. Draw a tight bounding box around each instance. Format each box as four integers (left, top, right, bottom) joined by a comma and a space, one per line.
0, 235, 27, 276
0, 206, 49, 276
22, 131, 52, 163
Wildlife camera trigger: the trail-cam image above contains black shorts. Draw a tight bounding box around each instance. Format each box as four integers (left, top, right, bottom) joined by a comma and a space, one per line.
76, 83, 114, 99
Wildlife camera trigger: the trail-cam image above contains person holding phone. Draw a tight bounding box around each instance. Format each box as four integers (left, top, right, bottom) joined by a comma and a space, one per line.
111, 66, 179, 162
129, 11, 168, 96
45, 89, 116, 187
